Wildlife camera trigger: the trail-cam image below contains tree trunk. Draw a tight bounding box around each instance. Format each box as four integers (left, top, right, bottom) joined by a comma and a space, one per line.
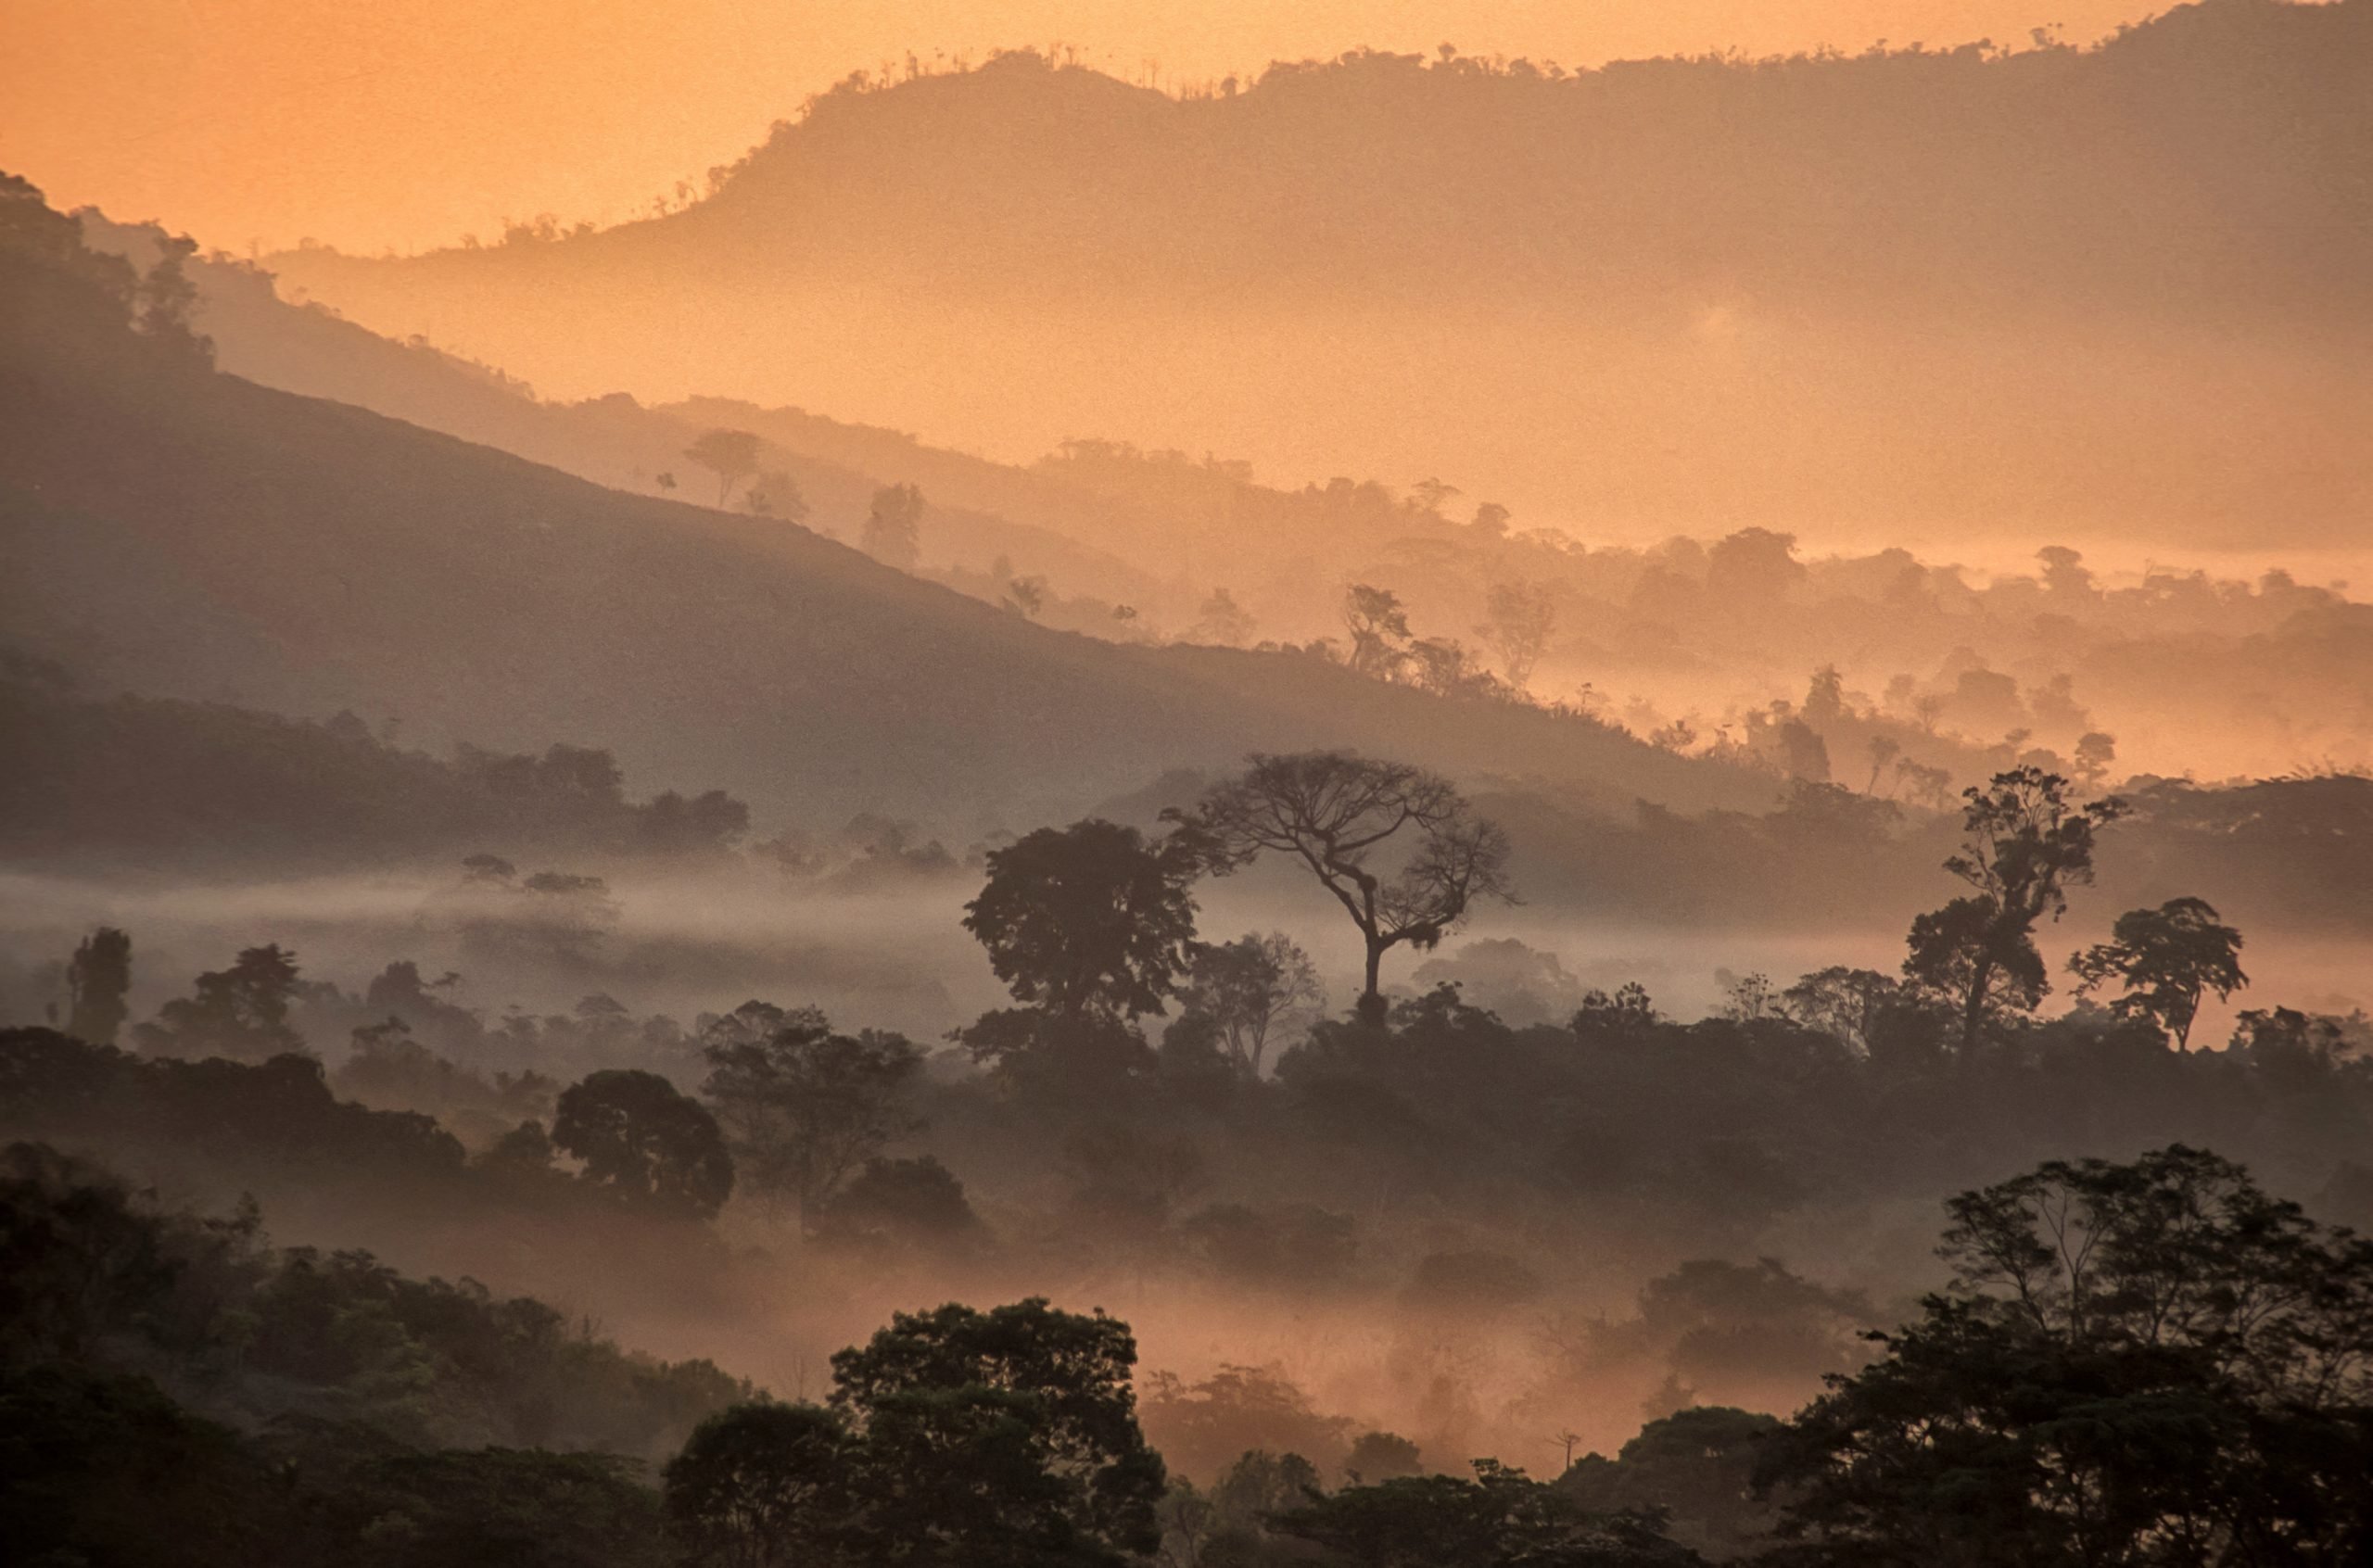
1960, 955, 1995, 1064
1356, 938, 1388, 1027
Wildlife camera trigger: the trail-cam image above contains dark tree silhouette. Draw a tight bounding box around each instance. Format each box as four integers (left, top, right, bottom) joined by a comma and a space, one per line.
697, 1004, 921, 1221
683, 428, 764, 507
64, 927, 131, 1046
1174, 752, 1514, 1022
828, 1298, 1166, 1563
664, 1402, 854, 1568
1758, 1146, 2373, 1565
137, 944, 304, 1060
552, 1069, 734, 1219
1340, 584, 1413, 677
2070, 897, 2248, 1052
1903, 767, 2125, 1057
962, 819, 1205, 1020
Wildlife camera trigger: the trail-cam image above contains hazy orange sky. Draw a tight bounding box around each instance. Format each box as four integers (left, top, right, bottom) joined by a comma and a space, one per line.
7, 1, 2189, 255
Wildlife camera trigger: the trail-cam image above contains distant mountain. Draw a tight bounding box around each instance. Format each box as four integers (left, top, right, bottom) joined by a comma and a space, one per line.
266, 1, 2373, 562
3, 180, 1753, 834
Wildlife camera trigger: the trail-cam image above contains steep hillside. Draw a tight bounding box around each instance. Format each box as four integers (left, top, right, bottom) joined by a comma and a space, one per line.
2, 181, 1756, 831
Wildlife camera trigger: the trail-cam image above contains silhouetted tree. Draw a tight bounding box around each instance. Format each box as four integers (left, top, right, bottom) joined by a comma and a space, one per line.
2070, 897, 2247, 1051
1273, 1460, 1699, 1566
1476, 582, 1557, 690
63, 928, 131, 1046
828, 1298, 1167, 1564
665, 1401, 855, 1568
861, 482, 924, 569
1758, 1146, 2373, 1565
1340, 585, 1413, 678
1190, 588, 1255, 646
137, 944, 304, 1060
697, 1005, 921, 1221
1903, 768, 2125, 1057
1174, 752, 1513, 1022
963, 819, 1206, 1019
1178, 932, 1324, 1078
552, 1069, 734, 1219
684, 429, 764, 507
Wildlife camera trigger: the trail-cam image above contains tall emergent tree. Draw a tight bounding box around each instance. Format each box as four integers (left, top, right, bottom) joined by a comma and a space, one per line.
136, 943, 304, 1060
683, 428, 764, 507
1173, 752, 1514, 1022
962, 819, 1206, 1020
2069, 897, 2247, 1052
1757, 1146, 2373, 1565
64, 927, 132, 1046
1902, 767, 2125, 1057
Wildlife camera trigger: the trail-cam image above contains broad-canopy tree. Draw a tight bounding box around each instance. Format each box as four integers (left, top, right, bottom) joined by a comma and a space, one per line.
683, 428, 764, 507
1757, 1145, 2373, 1566
962, 818, 1206, 1020
1172, 752, 1513, 1021
697, 1002, 921, 1223
827, 1298, 1167, 1565
2069, 896, 2247, 1051
1902, 767, 2125, 1056
552, 1068, 735, 1220
664, 1402, 854, 1568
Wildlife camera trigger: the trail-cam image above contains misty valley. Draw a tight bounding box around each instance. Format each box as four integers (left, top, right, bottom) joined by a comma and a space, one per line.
6, 6, 2373, 1565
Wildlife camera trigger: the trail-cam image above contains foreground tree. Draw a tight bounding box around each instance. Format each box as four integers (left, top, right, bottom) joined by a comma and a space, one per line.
1173, 753, 1513, 1022
962, 819, 1206, 1020
64, 927, 131, 1046
665, 1402, 854, 1568
1902, 768, 2125, 1057
552, 1069, 734, 1219
2069, 897, 2247, 1052
1272, 1461, 1701, 1567
830, 1298, 1167, 1564
1758, 1145, 2373, 1566
698, 1004, 922, 1223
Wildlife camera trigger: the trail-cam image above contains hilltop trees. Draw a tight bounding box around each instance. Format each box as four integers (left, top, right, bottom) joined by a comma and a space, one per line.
683, 428, 764, 507
2070, 897, 2248, 1052
1174, 752, 1512, 1022
1758, 1146, 2373, 1565
136, 944, 304, 1061
1341, 585, 1413, 678
1902, 768, 2125, 1057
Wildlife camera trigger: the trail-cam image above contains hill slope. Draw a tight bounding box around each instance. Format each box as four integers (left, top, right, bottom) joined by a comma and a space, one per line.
265, 2, 2373, 563
2, 183, 1752, 831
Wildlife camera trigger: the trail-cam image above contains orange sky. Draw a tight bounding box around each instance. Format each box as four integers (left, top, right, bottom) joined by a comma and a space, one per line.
6, 1, 2187, 255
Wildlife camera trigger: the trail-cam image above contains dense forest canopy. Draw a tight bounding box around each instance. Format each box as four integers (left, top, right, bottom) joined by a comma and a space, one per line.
6, 6, 2372, 1562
